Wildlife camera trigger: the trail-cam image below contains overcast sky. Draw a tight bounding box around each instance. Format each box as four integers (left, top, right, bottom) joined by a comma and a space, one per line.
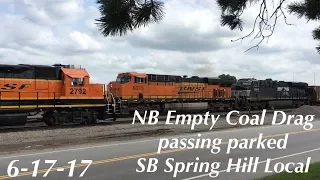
0, 0, 319, 85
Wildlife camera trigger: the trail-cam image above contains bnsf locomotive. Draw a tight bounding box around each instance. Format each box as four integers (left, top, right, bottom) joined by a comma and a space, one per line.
108, 72, 235, 115
108, 73, 310, 115
0, 63, 120, 126
0, 63, 318, 127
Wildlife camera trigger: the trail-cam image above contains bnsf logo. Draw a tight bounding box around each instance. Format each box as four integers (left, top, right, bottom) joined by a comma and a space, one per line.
0, 84, 31, 90
179, 87, 205, 91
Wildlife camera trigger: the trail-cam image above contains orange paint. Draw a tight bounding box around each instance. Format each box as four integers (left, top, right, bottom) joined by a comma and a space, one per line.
108, 72, 232, 101
0, 68, 105, 100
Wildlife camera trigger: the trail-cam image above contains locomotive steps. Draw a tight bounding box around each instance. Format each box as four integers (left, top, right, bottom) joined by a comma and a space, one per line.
0, 106, 319, 155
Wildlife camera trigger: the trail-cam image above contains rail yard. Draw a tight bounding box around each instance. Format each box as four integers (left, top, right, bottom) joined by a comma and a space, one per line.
0, 63, 320, 152
0, 63, 320, 128
0, 63, 320, 180
1, 0, 320, 179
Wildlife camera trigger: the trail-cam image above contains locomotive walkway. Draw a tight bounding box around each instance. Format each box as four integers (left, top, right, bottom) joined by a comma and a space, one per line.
0, 120, 319, 179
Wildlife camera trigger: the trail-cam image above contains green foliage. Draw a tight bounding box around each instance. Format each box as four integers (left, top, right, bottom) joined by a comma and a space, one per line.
95, 0, 165, 36
95, 0, 320, 54
286, 0, 320, 53
218, 74, 237, 81
313, 26, 320, 53
217, 0, 320, 53
287, 0, 320, 21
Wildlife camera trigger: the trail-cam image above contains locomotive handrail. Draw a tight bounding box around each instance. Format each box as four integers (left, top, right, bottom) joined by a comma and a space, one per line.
0, 91, 105, 109
116, 89, 307, 101
0, 87, 312, 111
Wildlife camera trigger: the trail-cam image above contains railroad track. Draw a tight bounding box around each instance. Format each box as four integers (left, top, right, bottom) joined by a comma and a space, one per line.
0, 108, 294, 133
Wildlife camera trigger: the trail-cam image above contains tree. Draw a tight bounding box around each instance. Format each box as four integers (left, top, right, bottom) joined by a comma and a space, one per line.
217, 0, 320, 53
218, 74, 237, 81
95, 0, 165, 36
95, 0, 320, 54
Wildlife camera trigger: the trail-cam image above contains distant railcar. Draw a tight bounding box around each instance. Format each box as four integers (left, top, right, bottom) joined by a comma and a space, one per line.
307, 86, 320, 105
108, 72, 236, 115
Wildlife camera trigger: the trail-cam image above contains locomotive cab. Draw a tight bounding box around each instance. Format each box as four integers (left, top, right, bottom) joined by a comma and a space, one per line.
60, 68, 89, 97
108, 72, 148, 100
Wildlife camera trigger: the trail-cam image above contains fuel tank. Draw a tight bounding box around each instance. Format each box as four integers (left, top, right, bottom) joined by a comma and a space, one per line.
0, 113, 28, 126
164, 102, 208, 111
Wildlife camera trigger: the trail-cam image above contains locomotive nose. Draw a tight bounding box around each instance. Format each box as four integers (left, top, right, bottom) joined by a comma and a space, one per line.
107, 81, 114, 88
107, 81, 120, 92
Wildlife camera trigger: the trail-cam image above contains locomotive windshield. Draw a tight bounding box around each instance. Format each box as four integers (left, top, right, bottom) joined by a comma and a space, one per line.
236, 78, 255, 87
116, 75, 131, 84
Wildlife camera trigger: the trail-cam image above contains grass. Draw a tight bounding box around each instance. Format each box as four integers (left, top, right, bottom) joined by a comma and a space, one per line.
257, 162, 320, 180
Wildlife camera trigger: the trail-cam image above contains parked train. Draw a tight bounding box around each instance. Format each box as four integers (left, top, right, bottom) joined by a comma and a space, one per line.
0, 63, 121, 126
0, 63, 318, 126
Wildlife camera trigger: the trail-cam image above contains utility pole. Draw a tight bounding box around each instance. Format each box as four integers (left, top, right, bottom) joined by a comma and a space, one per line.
293, 73, 295, 81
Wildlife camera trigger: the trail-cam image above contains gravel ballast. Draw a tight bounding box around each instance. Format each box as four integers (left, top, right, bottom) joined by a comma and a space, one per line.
290, 105, 320, 116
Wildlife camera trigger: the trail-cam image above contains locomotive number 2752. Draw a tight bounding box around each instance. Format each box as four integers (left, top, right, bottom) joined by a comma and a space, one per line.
70, 88, 87, 94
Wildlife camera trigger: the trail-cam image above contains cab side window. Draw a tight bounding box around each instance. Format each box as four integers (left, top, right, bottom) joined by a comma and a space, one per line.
71, 78, 84, 86
134, 77, 146, 83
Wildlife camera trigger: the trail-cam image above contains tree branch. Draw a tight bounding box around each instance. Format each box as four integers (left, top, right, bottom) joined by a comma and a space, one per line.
229, 0, 296, 52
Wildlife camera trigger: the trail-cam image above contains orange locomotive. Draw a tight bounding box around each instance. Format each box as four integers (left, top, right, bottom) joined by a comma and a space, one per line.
108, 72, 236, 115
0, 64, 119, 126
